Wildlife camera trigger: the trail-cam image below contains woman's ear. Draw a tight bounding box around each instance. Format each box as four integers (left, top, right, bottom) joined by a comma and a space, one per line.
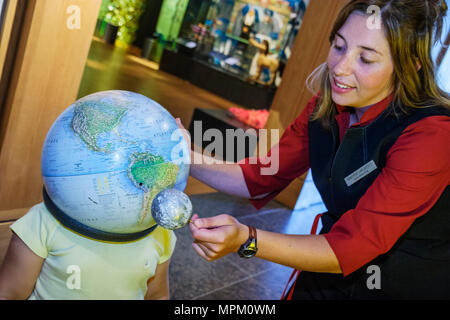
415, 58, 422, 71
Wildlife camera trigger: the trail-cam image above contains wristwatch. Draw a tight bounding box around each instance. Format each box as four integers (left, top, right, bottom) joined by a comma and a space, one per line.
237, 225, 258, 258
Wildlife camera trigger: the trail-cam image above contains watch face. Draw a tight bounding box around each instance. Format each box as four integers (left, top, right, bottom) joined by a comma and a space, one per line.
238, 239, 257, 258
242, 249, 256, 257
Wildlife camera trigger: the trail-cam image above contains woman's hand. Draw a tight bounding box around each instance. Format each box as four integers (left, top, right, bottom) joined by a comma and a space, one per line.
189, 214, 249, 261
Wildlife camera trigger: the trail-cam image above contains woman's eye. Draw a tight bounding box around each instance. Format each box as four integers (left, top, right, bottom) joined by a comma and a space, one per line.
333, 44, 344, 52
360, 57, 374, 64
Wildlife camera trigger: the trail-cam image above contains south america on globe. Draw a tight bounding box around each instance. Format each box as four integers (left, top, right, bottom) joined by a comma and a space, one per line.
41, 90, 190, 235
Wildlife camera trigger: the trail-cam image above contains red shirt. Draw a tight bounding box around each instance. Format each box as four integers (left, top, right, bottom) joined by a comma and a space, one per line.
239, 95, 450, 276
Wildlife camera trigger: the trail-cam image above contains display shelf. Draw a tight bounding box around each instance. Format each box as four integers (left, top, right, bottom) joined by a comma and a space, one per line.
160, 47, 276, 110
237, 0, 292, 16
225, 33, 249, 44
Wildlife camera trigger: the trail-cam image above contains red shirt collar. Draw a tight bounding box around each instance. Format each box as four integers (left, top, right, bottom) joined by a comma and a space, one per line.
336, 93, 395, 126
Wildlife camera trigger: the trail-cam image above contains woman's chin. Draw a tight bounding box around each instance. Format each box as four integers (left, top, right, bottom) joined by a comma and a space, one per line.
331, 92, 357, 106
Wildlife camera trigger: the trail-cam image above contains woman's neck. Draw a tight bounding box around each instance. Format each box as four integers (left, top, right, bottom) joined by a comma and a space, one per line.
349, 104, 372, 126
351, 92, 395, 124
355, 104, 372, 121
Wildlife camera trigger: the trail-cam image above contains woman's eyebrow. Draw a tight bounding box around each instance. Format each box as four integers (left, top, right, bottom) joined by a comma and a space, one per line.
336, 32, 383, 56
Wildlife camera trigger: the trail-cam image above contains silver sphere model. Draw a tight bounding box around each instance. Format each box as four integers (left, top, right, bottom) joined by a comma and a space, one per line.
151, 189, 193, 230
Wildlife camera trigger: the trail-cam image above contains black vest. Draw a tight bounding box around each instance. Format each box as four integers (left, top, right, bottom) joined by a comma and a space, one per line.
308, 104, 450, 299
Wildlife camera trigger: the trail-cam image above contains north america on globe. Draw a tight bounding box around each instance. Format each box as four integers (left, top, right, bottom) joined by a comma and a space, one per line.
71, 100, 128, 153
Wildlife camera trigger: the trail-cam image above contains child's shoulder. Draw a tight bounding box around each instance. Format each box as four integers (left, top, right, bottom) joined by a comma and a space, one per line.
20, 202, 59, 226
11, 202, 60, 240
150, 226, 176, 244
146, 226, 177, 263
10, 202, 60, 259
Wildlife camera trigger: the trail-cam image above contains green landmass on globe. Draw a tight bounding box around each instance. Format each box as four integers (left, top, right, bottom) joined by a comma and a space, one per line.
71, 101, 128, 152
127, 152, 179, 224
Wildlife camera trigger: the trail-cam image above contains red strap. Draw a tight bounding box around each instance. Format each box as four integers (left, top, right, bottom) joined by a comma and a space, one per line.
310, 213, 323, 235
280, 269, 300, 300
280, 213, 323, 300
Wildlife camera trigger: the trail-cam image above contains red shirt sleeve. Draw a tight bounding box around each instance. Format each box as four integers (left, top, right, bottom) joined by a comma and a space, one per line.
324, 116, 450, 276
238, 95, 319, 209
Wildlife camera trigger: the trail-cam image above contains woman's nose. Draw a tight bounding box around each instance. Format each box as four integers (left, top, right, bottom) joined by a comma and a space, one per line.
333, 53, 355, 76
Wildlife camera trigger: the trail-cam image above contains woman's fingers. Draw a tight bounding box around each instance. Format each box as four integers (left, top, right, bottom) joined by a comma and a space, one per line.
175, 118, 192, 162
192, 241, 221, 261
190, 214, 237, 242
192, 242, 209, 260
190, 214, 225, 260
192, 214, 235, 229
175, 118, 191, 144
189, 214, 249, 261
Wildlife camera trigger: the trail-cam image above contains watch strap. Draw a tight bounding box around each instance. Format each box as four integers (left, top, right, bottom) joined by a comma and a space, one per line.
237, 225, 258, 258
248, 225, 257, 242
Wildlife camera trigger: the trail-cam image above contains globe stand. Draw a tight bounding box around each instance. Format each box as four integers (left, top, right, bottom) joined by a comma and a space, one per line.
42, 187, 158, 243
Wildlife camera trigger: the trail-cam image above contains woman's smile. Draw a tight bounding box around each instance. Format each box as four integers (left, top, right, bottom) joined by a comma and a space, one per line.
331, 77, 356, 93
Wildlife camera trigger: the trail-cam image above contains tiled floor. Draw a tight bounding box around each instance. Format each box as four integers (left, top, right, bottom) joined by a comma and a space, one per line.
77, 37, 326, 300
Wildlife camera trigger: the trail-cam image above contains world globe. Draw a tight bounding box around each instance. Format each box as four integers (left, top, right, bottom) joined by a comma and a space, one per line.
41, 90, 190, 237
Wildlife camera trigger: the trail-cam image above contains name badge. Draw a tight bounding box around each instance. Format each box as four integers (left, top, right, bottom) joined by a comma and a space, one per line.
344, 160, 378, 187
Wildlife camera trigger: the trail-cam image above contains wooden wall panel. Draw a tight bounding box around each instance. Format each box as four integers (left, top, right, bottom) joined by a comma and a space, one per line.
0, 0, 19, 78
0, 0, 27, 131
0, 0, 101, 220
0, 221, 13, 266
268, 0, 348, 208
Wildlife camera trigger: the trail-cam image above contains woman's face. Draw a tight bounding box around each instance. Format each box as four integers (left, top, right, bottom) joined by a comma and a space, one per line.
327, 12, 394, 108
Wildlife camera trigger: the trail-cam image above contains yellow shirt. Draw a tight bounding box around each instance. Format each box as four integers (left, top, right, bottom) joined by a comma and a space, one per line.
11, 203, 176, 300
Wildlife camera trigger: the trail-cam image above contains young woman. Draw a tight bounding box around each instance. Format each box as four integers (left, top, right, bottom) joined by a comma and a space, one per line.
187, 0, 450, 299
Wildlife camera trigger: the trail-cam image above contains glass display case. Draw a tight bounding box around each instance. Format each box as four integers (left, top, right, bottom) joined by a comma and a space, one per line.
158, 0, 308, 109
177, 0, 308, 87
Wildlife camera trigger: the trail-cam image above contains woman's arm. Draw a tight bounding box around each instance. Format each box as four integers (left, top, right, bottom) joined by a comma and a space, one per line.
176, 118, 252, 198
189, 214, 342, 274
145, 259, 171, 300
177, 94, 317, 203
190, 150, 252, 198
0, 233, 44, 299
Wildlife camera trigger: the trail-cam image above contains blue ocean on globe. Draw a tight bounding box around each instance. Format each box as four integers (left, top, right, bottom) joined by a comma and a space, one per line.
41, 90, 190, 234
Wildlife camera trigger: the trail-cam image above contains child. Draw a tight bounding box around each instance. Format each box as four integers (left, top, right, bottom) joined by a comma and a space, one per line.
0, 201, 176, 299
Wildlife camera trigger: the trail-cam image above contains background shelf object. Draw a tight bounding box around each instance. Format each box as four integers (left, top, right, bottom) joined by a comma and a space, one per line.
160, 47, 276, 110
189, 108, 259, 163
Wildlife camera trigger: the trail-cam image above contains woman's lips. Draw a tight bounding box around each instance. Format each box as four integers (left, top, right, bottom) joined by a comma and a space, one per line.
331, 78, 356, 94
